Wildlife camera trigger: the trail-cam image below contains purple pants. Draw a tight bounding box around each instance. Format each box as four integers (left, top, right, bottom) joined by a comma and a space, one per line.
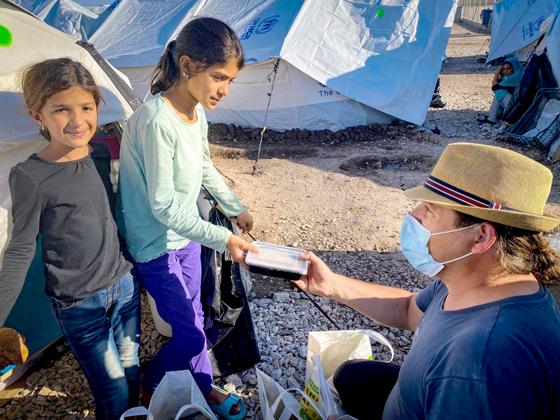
134, 241, 213, 395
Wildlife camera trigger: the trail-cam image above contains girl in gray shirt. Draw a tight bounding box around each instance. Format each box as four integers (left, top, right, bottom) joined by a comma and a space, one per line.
0, 58, 139, 420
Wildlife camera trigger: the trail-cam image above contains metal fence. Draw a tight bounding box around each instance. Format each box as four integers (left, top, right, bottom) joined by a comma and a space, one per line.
458, 0, 496, 5
457, 0, 496, 25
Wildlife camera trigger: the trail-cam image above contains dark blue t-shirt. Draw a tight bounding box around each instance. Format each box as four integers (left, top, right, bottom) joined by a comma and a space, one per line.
383, 280, 560, 419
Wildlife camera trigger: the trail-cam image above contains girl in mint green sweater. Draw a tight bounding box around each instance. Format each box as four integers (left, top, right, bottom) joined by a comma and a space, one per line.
119, 18, 252, 420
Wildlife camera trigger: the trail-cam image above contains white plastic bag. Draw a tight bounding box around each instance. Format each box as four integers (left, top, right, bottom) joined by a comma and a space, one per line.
300, 330, 394, 420
256, 368, 326, 420
120, 370, 217, 420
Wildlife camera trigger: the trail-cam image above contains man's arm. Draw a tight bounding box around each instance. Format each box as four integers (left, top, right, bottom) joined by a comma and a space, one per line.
295, 252, 423, 331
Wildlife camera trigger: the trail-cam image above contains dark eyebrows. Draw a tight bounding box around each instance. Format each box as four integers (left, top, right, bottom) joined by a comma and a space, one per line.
51, 101, 96, 108
211, 70, 235, 81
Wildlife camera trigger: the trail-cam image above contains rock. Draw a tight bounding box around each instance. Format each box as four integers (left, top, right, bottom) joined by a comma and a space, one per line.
225, 374, 243, 388
271, 369, 283, 381
255, 298, 273, 308
272, 292, 290, 303
38, 386, 51, 397
26, 372, 42, 387
224, 383, 237, 393
287, 377, 301, 389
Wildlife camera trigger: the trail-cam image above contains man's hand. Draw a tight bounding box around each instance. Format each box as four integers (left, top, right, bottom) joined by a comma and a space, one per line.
234, 211, 253, 233
292, 251, 336, 297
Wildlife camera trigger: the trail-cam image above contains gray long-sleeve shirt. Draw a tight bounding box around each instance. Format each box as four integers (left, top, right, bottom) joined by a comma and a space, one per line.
0, 142, 131, 324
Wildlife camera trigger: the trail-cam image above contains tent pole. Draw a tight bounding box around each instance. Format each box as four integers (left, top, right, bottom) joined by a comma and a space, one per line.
252, 58, 280, 175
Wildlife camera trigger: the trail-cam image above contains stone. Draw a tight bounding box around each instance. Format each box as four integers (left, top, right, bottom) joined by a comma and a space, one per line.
26, 372, 42, 387
225, 374, 243, 388
272, 292, 290, 303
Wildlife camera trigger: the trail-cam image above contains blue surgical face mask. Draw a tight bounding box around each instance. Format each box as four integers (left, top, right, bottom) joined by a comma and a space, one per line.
400, 214, 478, 277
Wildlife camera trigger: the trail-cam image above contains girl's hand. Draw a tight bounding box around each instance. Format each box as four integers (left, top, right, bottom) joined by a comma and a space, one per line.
234, 210, 253, 233
292, 251, 335, 297
226, 234, 255, 269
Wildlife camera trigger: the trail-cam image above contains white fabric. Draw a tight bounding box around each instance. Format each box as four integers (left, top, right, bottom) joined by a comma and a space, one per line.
123, 60, 393, 131
89, 0, 457, 128
547, 3, 560, 84
147, 292, 172, 337
280, 0, 457, 125
120, 370, 217, 420
12, 0, 50, 13
256, 369, 330, 420
488, 0, 557, 62
36, 0, 115, 41
301, 330, 394, 419
523, 99, 560, 137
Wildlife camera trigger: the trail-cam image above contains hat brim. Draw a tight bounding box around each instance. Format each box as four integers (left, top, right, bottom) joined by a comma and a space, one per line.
405, 185, 560, 232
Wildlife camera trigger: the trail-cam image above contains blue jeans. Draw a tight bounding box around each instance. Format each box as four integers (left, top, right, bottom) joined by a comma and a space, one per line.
51, 272, 141, 420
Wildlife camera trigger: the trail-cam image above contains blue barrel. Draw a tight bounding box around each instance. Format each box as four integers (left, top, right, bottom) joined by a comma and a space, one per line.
481, 9, 492, 26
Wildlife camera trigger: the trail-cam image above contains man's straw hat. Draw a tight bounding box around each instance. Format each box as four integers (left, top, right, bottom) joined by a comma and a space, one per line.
404, 142, 560, 232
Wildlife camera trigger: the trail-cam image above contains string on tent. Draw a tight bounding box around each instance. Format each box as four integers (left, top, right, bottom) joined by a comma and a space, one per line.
252, 57, 281, 175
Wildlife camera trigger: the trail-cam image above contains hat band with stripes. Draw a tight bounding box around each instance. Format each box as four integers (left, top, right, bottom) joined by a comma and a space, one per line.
424, 176, 511, 210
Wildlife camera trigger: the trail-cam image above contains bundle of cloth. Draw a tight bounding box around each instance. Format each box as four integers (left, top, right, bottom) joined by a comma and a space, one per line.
0, 327, 28, 369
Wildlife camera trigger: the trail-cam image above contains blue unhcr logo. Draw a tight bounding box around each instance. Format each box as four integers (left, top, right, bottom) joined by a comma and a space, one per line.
256, 15, 279, 34
241, 15, 280, 40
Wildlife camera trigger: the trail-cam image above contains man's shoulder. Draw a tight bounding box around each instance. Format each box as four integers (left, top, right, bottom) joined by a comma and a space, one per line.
486, 289, 560, 362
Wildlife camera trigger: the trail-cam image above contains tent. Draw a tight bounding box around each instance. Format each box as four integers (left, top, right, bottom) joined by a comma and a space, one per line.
89, 0, 458, 131
487, 0, 560, 86
487, 0, 560, 158
488, 0, 558, 64
0, 0, 136, 389
11, 0, 50, 13
37, 0, 118, 41
13, 0, 117, 40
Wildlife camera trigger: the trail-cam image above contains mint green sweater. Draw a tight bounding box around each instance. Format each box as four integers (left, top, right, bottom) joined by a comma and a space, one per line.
119, 94, 245, 262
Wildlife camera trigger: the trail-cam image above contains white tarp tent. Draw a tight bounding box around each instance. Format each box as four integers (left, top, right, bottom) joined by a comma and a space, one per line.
488, 0, 559, 86
488, 0, 558, 62
89, 0, 457, 131
37, 0, 101, 40
14, 0, 117, 40
12, 0, 50, 13
548, 2, 560, 83
0, 0, 135, 254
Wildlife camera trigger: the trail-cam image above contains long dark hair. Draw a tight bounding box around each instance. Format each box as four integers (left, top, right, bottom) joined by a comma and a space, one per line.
151, 17, 244, 95
21, 58, 102, 140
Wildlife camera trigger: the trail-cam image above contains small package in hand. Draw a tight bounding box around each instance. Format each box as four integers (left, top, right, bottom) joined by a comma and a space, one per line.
246, 241, 308, 280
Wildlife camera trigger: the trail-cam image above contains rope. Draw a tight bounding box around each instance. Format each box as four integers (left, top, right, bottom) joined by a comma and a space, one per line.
252, 58, 281, 175
299, 289, 343, 330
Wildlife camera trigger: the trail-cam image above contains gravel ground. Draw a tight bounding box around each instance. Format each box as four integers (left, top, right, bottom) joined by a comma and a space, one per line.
2, 23, 560, 419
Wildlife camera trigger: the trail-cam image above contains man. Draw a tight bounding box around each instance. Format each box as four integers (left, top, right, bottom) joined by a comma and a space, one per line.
296, 143, 560, 419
